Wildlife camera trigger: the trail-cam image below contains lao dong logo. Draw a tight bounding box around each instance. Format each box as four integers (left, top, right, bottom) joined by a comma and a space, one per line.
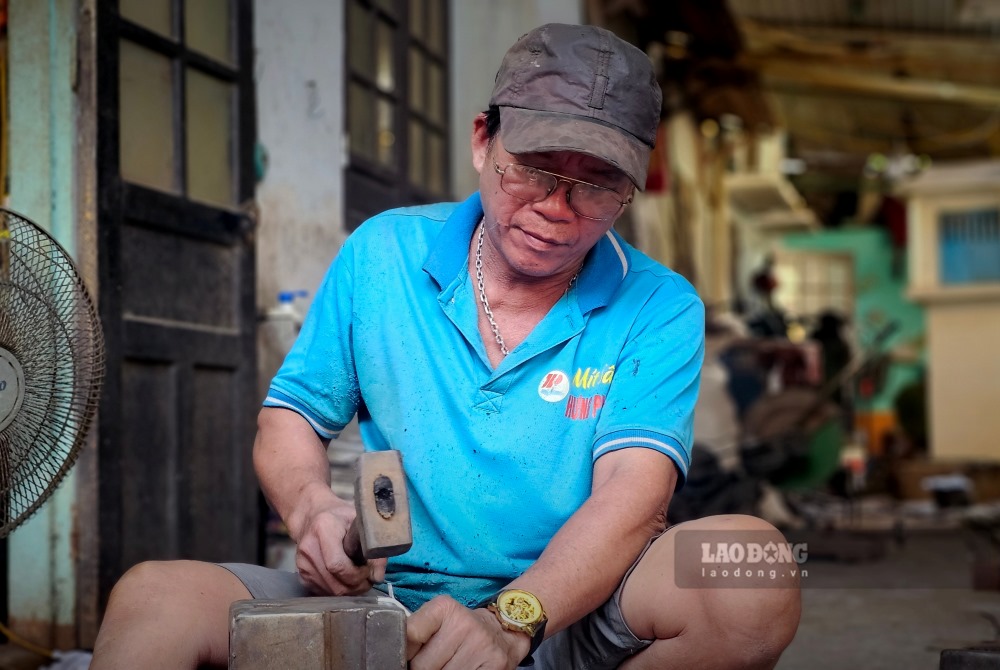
675, 530, 810, 587
701, 541, 808, 565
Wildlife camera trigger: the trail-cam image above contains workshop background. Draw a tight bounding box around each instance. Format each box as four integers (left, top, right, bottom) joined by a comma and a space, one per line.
1, 0, 1000, 668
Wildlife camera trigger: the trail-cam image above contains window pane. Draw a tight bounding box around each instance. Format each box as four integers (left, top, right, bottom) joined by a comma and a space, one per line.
427, 62, 444, 124
376, 19, 395, 92
427, 0, 444, 54
408, 47, 425, 111
408, 120, 424, 186
186, 68, 234, 207
428, 131, 445, 195
120, 0, 172, 37
829, 262, 848, 286
349, 82, 377, 162
348, 1, 374, 80
940, 209, 1000, 284
804, 260, 821, 285
410, 0, 425, 41
185, 0, 232, 64
377, 98, 396, 168
120, 40, 176, 193
803, 292, 816, 315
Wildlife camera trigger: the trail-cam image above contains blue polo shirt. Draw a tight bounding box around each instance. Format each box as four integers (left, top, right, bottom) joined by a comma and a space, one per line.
265, 192, 704, 611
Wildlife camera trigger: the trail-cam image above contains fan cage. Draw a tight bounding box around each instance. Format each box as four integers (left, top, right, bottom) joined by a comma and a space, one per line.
0, 209, 104, 537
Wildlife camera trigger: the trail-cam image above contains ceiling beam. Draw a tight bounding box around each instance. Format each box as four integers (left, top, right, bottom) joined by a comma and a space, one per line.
737, 20, 1000, 81
738, 20, 1000, 62
747, 46, 1000, 82
743, 54, 1000, 107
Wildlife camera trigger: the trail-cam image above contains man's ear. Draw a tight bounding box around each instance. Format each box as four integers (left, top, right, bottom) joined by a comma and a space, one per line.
471, 113, 490, 175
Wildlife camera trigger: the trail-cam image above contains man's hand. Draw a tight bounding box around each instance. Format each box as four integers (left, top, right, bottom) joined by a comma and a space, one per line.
286, 482, 386, 595
407, 595, 531, 670
255, 408, 385, 595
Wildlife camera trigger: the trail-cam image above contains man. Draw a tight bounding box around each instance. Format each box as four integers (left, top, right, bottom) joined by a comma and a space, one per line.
92, 23, 799, 669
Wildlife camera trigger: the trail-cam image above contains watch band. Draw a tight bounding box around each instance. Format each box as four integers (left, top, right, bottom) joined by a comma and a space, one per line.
517, 617, 547, 667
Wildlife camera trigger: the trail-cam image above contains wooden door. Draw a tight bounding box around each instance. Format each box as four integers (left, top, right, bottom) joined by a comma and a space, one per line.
96, 0, 259, 605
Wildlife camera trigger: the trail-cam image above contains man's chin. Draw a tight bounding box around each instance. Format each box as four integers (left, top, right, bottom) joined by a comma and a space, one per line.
505, 257, 573, 282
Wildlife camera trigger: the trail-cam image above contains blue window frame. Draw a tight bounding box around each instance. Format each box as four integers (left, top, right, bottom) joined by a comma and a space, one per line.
939, 208, 1000, 285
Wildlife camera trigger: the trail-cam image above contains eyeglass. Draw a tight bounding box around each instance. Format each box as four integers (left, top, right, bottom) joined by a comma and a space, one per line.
493, 160, 632, 221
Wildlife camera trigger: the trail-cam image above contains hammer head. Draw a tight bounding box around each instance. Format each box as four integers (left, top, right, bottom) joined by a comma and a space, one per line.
354, 450, 412, 559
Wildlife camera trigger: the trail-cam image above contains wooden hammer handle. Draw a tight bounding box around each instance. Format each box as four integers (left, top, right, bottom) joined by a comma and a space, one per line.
342, 517, 366, 566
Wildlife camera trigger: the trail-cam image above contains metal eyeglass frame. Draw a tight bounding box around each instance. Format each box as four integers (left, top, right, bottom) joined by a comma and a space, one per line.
493, 159, 633, 221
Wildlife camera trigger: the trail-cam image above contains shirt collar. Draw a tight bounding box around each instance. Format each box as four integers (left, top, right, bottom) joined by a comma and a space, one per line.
422, 191, 631, 313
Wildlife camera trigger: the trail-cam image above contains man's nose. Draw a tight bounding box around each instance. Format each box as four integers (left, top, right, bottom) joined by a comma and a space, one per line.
535, 180, 576, 221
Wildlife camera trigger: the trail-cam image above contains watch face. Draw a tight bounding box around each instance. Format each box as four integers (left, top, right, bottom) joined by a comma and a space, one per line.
497, 589, 544, 625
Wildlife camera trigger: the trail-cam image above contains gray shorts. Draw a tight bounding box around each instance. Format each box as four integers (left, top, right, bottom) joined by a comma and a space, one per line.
221, 540, 654, 670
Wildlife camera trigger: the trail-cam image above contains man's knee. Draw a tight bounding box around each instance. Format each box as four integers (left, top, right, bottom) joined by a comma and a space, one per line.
688, 515, 801, 666
622, 514, 801, 664
97, 560, 245, 667
701, 576, 800, 667
680, 513, 783, 534
108, 561, 179, 613
106, 560, 230, 619
111, 561, 172, 601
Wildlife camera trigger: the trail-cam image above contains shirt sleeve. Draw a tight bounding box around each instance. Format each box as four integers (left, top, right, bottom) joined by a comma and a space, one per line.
263, 239, 360, 439
592, 278, 705, 486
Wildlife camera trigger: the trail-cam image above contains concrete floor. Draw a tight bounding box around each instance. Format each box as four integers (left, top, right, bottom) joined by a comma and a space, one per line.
0, 647, 46, 670
776, 529, 1000, 670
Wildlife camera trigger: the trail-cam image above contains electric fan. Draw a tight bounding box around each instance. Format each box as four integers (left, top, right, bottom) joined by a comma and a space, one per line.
0, 208, 104, 537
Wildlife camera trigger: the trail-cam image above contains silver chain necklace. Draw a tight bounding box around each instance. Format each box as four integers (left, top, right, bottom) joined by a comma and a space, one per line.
475, 222, 579, 358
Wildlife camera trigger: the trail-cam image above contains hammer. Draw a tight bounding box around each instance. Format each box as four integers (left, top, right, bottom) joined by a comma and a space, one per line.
229, 450, 413, 670
342, 450, 413, 565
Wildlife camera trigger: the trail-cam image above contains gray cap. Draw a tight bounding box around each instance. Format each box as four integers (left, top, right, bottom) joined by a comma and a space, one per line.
489, 23, 662, 189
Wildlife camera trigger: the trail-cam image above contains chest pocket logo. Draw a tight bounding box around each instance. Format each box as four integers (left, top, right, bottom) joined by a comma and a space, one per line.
537, 370, 570, 402
563, 365, 616, 420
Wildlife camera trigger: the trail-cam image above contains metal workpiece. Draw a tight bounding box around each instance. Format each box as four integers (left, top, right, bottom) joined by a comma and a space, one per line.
229, 596, 407, 670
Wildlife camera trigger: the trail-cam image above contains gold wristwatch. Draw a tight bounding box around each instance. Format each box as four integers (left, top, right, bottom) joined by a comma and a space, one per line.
487, 589, 548, 667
